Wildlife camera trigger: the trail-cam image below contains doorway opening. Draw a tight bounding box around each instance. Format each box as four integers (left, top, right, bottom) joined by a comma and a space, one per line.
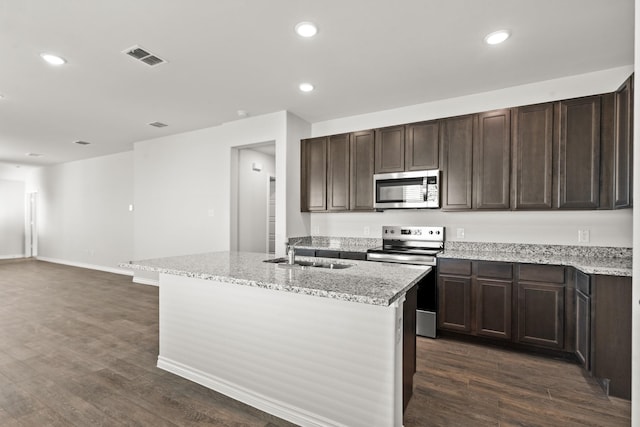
232, 142, 276, 253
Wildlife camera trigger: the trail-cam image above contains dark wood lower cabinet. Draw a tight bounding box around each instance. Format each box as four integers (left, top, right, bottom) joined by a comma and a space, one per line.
438, 260, 512, 340
575, 270, 590, 368
403, 284, 417, 411
575, 289, 590, 367
476, 279, 512, 340
437, 274, 472, 333
436, 258, 631, 401
591, 275, 632, 399
516, 282, 565, 349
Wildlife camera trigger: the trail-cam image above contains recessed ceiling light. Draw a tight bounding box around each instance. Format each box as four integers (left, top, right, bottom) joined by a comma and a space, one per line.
295, 22, 318, 38
484, 30, 510, 45
40, 53, 67, 66
299, 82, 315, 92
237, 110, 248, 118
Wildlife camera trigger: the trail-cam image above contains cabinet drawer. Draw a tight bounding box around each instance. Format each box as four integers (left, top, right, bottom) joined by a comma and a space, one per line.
339, 251, 367, 261
476, 262, 513, 280
518, 264, 565, 284
295, 248, 316, 257
576, 270, 590, 295
438, 259, 472, 276
316, 249, 340, 259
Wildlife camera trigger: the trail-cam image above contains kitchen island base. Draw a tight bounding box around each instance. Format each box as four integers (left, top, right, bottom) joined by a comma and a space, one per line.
157, 273, 408, 427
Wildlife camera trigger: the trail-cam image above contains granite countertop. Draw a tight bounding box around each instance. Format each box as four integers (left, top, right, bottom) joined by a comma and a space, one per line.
439, 249, 632, 277
121, 251, 430, 306
289, 236, 381, 253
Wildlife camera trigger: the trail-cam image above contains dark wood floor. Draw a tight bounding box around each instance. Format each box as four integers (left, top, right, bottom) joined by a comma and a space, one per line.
0, 260, 631, 426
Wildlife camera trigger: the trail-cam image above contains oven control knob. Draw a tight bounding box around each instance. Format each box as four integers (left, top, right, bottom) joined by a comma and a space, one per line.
429, 230, 433, 234
436, 230, 441, 234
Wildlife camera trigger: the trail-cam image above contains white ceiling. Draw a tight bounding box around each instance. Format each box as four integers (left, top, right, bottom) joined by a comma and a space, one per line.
0, 0, 633, 167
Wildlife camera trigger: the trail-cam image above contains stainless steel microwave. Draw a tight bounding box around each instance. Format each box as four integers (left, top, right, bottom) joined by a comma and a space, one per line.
373, 170, 440, 209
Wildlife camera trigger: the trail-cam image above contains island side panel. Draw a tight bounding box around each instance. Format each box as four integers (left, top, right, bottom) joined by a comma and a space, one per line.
157, 273, 404, 427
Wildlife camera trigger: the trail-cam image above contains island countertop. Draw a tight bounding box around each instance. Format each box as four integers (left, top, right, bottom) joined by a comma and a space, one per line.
121, 251, 430, 306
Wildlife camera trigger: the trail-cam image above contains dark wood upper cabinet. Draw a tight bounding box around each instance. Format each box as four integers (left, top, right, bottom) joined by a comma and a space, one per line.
440, 115, 474, 210
350, 130, 375, 210
375, 125, 405, 173
326, 134, 350, 211
406, 121, 439, 171
556, 96, 601, 209
512, 103, 554, 209
474, 109, 511, 209
614, 75, 633, 208
300, 136, 327, 211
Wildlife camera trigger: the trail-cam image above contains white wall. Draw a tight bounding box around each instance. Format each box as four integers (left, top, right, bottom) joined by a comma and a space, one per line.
237, 149, 276, 253
285, 112, 312, 241
310, 66, 635, 248
0, 162, 35, 181
133, 111, 310, 260
25, 151, 134, 272
0, 179, 25, 259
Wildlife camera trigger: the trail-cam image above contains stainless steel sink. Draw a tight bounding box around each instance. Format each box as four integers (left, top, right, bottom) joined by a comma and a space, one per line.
263, 258, 352, 270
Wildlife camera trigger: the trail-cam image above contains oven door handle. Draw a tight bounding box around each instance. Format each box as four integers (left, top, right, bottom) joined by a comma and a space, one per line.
367, 252, 436, 265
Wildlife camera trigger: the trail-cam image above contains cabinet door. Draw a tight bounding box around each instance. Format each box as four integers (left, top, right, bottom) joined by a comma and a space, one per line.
575, 289, 590, 369
440, 115, 474, 210
438, 275, 472, 333
512, 103, 554, 209
350, 130, 375, 210
557, 96, 601, 209
474, 109, 511, 209
375, 126, 405, 173
301, 137, 327, 211
517, 282, 565, 349
327, 134, 350, 211
592, 275, 632, 399
406, 121, 439, 171
476, 279, 512, 340
614, 75, 633, 209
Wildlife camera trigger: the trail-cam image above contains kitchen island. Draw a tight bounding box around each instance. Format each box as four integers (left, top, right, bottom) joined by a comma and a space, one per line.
123, 251, 430, 427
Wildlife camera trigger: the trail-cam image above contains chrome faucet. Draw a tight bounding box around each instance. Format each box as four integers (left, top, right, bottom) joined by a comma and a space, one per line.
285, 239, 303, 265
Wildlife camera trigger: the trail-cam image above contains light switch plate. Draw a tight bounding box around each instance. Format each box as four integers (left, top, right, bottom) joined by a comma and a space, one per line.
456, 228, 465, 239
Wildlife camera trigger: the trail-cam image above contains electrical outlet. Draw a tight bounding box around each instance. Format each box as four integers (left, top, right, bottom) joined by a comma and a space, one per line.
312, 225, 320, 235
456, 228, 465, 239
578, 229, 590, 243
363, 226, 370, 236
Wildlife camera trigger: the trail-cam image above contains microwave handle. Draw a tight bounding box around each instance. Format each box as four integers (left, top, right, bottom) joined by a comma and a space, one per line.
422, 178, 427, 201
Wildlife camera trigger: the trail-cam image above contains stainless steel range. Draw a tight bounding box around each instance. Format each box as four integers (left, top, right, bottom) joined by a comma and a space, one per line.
366, 225, 444, 338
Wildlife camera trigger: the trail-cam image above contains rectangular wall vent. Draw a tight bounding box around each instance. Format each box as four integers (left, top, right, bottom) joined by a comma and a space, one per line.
122, 45, 167, 67
148, 121, 168, 128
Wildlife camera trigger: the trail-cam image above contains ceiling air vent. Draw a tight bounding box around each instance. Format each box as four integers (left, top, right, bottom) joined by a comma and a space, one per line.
74, 140, 91, 145
148, 121, 168, 128
122, 45, 167, 67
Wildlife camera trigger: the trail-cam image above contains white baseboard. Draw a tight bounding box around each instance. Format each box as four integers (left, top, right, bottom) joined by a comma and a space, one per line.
157, 356, 347, 427
36, 257, 134, 277
0, 254, 26, 260
132, 277, 159, 286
